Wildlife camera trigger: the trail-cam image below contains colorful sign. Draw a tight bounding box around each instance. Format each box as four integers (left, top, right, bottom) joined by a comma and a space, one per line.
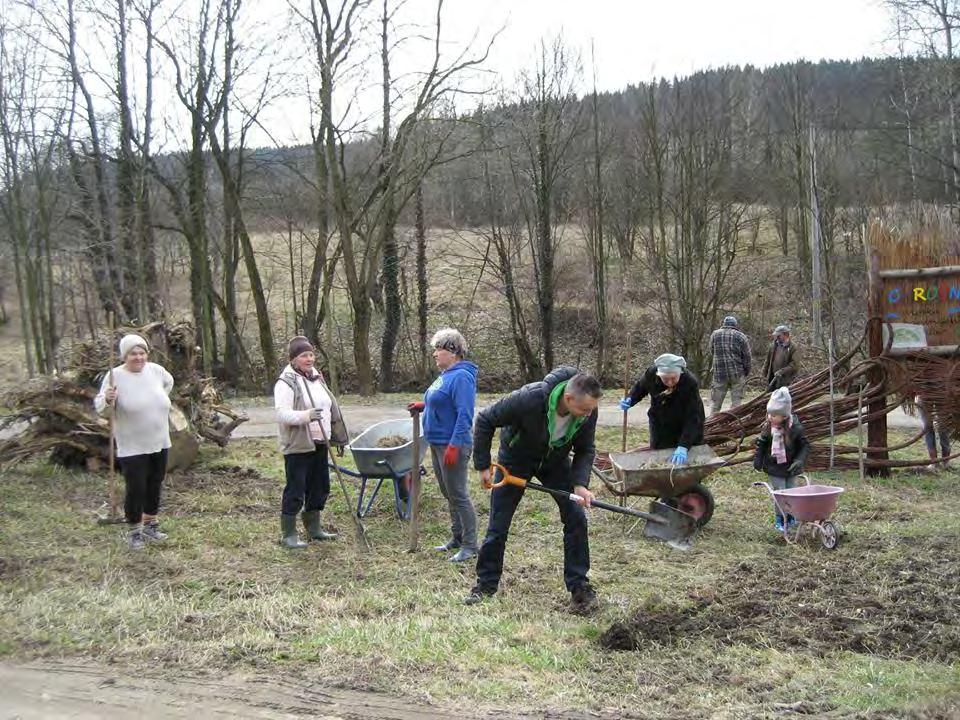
881, 272, 960, 346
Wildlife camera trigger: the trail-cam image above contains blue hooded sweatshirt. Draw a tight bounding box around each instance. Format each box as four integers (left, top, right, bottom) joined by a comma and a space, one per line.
422, 360, 478, 448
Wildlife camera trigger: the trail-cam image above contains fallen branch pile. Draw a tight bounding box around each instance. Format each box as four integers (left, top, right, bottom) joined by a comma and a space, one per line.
705, 333, 960, 471
0, 322, 248, 471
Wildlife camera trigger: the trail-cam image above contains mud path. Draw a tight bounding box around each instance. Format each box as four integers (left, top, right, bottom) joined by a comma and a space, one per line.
229, 397, 923, 440
0, 661, 605, 720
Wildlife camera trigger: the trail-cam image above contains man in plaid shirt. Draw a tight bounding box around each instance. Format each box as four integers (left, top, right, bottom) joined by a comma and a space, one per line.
709, 316, 751, 413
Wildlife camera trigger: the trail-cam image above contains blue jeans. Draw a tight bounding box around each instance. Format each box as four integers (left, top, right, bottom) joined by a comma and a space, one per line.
770, 474, 797, 525
475, 457, 590, 594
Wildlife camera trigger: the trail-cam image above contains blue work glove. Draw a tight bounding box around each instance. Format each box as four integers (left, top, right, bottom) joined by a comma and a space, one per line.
669, 446, 689, 466
619, 397, 632, 412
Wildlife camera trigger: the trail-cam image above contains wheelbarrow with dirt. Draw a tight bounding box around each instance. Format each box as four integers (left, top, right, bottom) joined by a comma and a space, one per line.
752, 475, 845, 549
483, 462, 697, 545
329, 419, 428, 519
593, 445, 725, 527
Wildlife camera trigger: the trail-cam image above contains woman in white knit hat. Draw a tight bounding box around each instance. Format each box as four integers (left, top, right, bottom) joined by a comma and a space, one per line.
753, 387, 810, 531
94, 334, 174, 550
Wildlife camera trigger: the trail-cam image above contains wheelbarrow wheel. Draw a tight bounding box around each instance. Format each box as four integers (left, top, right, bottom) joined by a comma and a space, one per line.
667, 483, 714, 527
820, 520, 842, 550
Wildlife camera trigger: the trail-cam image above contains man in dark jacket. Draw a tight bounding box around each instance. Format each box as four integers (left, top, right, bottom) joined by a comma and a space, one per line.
620, 353, 705, 465
763, 325, 800, 390
468, 367, 602, 613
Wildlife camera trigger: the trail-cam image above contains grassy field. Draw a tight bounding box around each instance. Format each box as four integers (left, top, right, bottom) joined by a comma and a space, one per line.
1, 427, 958, 718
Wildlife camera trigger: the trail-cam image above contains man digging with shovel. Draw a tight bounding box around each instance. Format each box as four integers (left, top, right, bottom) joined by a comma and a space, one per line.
467, 367, 602, 614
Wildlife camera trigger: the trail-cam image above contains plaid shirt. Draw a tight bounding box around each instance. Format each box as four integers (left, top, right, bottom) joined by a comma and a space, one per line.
710, 327, 751, 382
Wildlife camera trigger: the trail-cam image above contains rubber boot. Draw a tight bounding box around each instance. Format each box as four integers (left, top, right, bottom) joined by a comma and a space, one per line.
302, 510, 338, 541
280, 514, 307, 549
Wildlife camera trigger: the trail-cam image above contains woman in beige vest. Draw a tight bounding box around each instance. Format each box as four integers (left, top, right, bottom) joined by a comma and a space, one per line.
274, 336, 349, 548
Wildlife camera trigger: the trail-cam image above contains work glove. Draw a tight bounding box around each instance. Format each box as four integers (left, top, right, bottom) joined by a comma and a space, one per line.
787, 460, 803, 476
619, 397, 632, 412
669, 446, 689, 466
443, 444, 459, 467
407, 400, 425, 416
309, 407, 324, 422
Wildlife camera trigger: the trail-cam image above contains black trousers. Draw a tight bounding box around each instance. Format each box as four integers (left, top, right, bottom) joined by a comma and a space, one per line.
119, 449, 168, 525
282, 443, 330, 515
475, 457, 590, 594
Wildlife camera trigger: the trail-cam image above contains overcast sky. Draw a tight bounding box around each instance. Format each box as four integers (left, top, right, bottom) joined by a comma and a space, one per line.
430, 0, 893, 90
255, 0, 895, 146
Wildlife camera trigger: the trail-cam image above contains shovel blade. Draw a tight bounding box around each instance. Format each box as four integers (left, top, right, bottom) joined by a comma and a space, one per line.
642, 500, 697, 544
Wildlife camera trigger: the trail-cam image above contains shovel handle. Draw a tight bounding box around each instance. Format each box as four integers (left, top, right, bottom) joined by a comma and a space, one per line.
588, 497, 663, 522
482, 463, 666, 524
482, 462, 527, 490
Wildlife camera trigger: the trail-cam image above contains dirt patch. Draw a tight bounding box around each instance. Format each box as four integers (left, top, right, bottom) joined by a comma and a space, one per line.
0, 660, 628, 720
601, 535, 960, 662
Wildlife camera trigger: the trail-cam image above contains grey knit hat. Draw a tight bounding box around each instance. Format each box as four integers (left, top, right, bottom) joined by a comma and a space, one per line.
722, 315, 738, 328
774, 324, 790, 335
767, 387, 792, 416
654, 353, 686, 374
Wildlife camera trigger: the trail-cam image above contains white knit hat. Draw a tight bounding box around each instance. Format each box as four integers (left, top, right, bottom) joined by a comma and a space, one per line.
119, 334, 149, 359
766, 387, 792, 416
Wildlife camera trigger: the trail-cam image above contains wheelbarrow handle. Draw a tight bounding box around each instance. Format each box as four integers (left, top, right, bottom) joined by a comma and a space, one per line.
483, 463, 665, 523
588, 497, 665, 522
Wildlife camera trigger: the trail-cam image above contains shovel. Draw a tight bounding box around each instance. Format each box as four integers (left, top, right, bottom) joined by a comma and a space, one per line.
302, 384, 372, 551
407, 407, 422, 552
97, 367, 125, 526
482, 462, 696, 545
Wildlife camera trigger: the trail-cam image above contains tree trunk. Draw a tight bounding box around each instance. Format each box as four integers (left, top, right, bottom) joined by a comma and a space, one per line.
115, 0, 140, 322
415, 183, 429, 380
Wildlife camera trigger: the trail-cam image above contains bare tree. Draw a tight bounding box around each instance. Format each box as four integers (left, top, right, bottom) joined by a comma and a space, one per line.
297, 0, 492, 394
0, 11, 66, 374
579, 47, 609, 377
630, 74, 753, 376
506, 38, 583, 372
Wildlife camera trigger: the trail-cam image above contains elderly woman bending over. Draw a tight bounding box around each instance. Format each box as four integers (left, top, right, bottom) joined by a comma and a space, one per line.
408, 328, 479, 562
619, 353, 705, 466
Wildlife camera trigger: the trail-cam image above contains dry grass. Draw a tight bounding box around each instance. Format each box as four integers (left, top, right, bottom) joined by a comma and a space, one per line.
1, 427, 958, 717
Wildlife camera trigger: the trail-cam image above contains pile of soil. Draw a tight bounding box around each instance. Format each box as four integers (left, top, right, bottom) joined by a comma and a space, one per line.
601, 535, 959, 662
376, 435, 408, 448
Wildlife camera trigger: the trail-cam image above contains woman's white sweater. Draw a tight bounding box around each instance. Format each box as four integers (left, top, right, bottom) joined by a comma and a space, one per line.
94, 363, 174, 458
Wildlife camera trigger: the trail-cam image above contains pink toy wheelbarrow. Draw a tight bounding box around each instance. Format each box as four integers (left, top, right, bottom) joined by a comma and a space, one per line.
752, 475, 845, 549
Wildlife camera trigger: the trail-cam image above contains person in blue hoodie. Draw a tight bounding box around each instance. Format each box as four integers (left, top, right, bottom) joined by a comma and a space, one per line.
407, 328, 479, 562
